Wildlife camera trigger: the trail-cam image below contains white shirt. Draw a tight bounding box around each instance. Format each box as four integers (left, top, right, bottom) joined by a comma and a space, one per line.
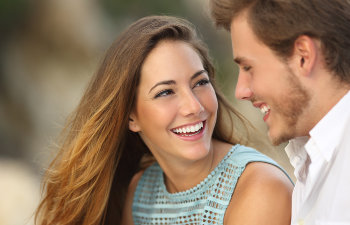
285, 90, 350, 225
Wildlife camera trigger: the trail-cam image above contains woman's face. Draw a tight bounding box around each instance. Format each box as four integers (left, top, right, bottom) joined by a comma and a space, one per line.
129, 40, 218, 163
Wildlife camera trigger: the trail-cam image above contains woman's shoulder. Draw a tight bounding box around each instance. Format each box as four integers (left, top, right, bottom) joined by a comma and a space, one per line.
224, 161, 293, 225
228, 144, 274, 165
213, 141, 267, 166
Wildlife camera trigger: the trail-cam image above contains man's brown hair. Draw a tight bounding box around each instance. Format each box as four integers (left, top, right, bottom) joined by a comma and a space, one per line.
210, 0, 350, 83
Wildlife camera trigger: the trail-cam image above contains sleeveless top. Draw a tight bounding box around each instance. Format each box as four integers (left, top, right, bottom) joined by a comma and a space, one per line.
132, 144, 291, 225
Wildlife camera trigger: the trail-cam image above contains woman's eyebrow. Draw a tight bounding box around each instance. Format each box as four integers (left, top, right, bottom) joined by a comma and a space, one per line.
148, 69, 207, 94
149, 80, 176, 94
191, 69, 207, 80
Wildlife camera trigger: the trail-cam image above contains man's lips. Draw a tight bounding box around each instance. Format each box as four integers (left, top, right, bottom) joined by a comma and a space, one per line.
253, 102, 271, 121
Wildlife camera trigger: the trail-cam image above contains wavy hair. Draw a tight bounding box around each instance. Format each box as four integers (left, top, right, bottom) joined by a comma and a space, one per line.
35, 15, 251, 225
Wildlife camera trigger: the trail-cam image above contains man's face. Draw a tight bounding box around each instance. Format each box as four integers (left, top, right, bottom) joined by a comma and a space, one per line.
230, 13, 311, 145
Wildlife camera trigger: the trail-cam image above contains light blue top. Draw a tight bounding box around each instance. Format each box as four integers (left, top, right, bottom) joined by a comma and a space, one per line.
132, 144, 292, 224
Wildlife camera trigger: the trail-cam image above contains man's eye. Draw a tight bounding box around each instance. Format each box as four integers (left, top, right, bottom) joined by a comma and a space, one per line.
154, 89, 174, 98
194, 79, 210, 87
243, 66, 252, 72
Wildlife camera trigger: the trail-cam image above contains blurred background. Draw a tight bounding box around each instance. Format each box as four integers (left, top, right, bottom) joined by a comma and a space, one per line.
0, 0, 293, 224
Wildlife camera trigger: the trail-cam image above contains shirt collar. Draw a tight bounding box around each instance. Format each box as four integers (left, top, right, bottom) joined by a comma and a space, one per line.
285, 136, 310, 181
308, 90, 350, 161
286, 90, 350, 181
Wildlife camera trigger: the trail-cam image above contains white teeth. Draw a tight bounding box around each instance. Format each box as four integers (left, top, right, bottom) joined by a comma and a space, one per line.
195, 124, 199, 131
260, 105, 270, 114
172, 122, 204, 136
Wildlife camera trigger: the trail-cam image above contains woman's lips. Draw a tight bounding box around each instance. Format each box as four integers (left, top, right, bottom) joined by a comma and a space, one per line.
171, 121, 206, 140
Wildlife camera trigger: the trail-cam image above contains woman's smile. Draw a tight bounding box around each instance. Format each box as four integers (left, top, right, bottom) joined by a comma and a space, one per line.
171, 120, 206, 140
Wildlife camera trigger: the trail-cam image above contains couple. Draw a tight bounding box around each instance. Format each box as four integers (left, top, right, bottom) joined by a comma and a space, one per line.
35, 0, 350, 224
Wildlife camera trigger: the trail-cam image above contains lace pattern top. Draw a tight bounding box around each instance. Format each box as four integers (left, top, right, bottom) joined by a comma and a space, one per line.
132, 144, 289, 224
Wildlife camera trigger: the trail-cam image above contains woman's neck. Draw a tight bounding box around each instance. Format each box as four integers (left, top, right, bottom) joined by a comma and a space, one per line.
160, 140, 232, 193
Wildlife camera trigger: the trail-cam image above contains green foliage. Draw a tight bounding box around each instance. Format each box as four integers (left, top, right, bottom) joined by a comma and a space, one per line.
101, 0, 190, 21
0, 0, 29, 34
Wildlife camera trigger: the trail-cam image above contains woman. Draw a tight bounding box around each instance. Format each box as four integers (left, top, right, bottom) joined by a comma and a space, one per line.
35, 16, 293, 225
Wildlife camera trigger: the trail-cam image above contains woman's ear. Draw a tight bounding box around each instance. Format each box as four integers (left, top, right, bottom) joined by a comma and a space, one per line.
129, 113, 141, 132
292, 35, 318, 77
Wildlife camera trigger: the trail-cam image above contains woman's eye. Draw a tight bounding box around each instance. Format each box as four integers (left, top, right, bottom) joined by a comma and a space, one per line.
154, 89, 174, 98
194, 79, 210, 87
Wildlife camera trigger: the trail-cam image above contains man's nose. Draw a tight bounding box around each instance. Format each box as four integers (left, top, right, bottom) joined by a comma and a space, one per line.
235, 73, 253, 100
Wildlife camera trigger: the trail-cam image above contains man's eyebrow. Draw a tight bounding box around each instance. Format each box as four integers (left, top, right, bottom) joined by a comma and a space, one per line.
148, 69, 207, 94
234, 56, 246, 65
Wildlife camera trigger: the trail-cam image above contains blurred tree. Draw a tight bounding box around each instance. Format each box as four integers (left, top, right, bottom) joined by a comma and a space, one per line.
101, 0, 189, 20
0, 0, 34, 159
0, 0, 33, 45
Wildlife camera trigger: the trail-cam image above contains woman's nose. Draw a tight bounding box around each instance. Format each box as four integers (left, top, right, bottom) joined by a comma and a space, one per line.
179, 90, 204, 117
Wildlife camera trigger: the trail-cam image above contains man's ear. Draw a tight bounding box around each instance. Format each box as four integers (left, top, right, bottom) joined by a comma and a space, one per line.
129, 113, 141, 132
292, 35, 318, 77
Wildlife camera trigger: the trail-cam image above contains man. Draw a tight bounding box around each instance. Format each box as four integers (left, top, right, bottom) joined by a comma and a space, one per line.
209, 0, 350, 224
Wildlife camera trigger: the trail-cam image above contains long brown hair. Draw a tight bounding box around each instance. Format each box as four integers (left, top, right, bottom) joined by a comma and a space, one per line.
35, 15, 250, 225
210, 0, 350, 83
